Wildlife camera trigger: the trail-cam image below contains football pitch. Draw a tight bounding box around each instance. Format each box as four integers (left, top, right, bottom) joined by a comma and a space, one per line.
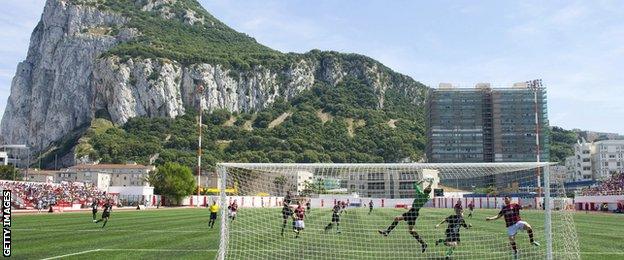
12, 208, 624, 259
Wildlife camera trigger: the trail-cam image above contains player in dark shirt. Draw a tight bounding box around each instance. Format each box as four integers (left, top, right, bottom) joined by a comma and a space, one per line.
378, 179, 433, 253
91, 199, 99, 222
324, 203, 342, 233
281, 201, 294, 236
305, 200, 311, 215
284, 191, 292, 205
368, 200, 374, 215
435, 204, 471, 259
293, 203, 306, 238
94, 199, 113, 228
486, 196, 540, 259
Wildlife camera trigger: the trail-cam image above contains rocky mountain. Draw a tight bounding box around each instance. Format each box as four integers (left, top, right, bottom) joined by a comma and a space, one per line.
1, 0, 428, 168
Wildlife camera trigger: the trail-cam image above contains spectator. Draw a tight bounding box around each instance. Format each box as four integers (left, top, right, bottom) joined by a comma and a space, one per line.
0, 180, 106, 210
580, 173, 624, 196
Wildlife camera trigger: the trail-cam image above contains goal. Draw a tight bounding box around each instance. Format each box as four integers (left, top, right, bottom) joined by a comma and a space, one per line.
215, 163, 579, 260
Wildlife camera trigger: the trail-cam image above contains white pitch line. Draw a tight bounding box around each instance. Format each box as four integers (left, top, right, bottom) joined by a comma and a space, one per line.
15, 228, 204, 233
580, 252, 624, 255
40, 249, 101, 260
99, 248, 218, 252
16, 228, 285, 234
38, 248, 623, 258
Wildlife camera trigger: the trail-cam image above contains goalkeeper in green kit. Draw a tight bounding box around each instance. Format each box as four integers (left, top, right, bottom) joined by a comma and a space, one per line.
378, 178, 433, 253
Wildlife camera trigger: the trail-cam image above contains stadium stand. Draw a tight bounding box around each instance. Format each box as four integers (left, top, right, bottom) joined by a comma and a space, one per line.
0, 180, 106, 209
580, 173, 624, 196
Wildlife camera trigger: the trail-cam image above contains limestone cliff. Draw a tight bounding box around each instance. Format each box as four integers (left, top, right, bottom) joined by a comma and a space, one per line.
0, 0, 426, 154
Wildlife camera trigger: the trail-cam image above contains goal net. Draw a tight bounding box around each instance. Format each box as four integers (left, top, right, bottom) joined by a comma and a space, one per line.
216, 163, 579, 260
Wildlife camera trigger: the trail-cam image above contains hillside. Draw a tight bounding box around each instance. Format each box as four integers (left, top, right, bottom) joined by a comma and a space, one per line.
0, 0, 428, 168
75, 77, 426, 170
549, 126, 578, 163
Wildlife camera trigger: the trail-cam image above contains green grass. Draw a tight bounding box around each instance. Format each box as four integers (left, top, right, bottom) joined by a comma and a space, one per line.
12, 208, 623, 259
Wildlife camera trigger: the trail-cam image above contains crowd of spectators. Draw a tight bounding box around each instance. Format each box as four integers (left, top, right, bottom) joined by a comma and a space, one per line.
580, 173, 624, 196
0, 180, 106, 209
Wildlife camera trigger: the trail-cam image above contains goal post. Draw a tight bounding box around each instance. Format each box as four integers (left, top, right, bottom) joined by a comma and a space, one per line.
216, 163, 579, 260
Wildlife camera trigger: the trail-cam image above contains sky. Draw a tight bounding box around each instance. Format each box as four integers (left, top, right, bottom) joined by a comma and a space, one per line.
1, 0, 623, 133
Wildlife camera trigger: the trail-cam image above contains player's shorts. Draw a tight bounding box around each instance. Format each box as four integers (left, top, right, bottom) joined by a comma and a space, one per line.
507, 221, 528, 236
295, 220, 305, 229
92, 209, 97, 214
445, 230, 461, 242
229, 211, 237, 218
102, 212, 110, 219
210, 212, 217, 220
282, 210, 293, 219
402, 209, 419, 225
332, 213, 340, 222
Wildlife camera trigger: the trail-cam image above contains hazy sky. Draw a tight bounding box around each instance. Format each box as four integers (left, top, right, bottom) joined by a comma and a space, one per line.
1, 0, 623, 133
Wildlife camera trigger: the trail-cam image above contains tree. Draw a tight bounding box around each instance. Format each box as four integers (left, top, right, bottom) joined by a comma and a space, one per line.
474, 186, 498, 196
147, 162, 196, 205
208, 109, 231, 125
0, 165, 21, 181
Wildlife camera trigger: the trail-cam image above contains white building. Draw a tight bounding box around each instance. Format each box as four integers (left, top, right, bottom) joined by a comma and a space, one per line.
566, 139, 624, 181
346, 169, 440, 198
567, 138, 595, 181
68, 163, 155, 187
0, 152, 7, 166
550, 165, 568, 183
292, 170, 314, 194
591, 140, 624, 180
26, 170, 59, 183
564, 156, 578, 182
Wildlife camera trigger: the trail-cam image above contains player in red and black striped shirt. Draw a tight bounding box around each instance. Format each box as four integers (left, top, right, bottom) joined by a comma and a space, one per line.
229, 201, 238, 221
467, 201, 474, 218
486, 196, 540, 259
293, 202, 306, 238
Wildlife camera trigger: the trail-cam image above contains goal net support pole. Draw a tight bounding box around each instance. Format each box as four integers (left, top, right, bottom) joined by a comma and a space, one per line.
544, 165, 553, 260
218, 165, 228, 260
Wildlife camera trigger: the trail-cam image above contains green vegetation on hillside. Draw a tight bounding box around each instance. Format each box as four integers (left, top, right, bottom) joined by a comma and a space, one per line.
0, 165, 21, 181
85, 78, 426, 171
79, 0, 284, 68
549, 126, 579, 163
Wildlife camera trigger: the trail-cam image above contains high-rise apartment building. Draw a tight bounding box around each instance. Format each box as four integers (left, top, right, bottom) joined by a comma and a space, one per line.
427, 81, 549, 163
426, 81, 549, 190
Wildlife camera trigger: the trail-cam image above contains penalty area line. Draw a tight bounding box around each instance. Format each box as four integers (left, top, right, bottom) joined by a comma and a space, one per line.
41, 249, 102, 260
15, 228, 206, 233
99, 248, 218, 252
